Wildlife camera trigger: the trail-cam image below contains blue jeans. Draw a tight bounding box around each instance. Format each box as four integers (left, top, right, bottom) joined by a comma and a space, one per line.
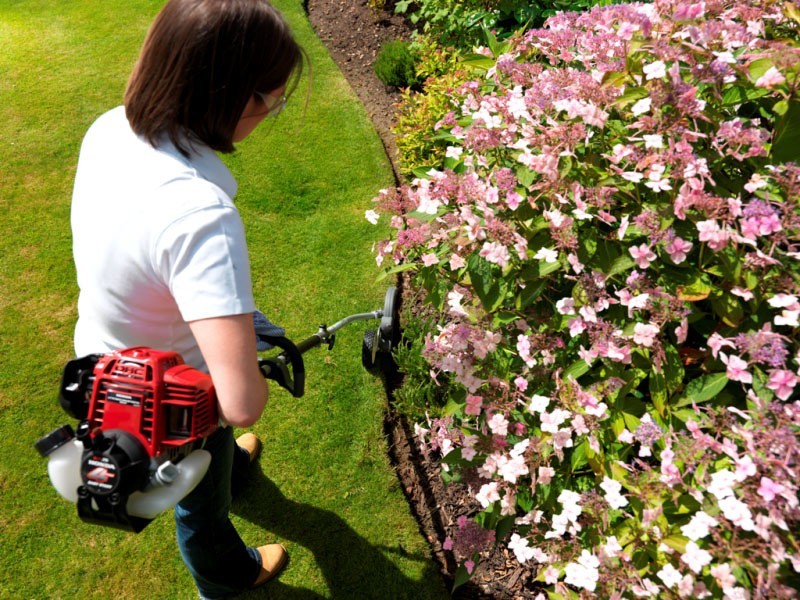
174, 426, 261, 599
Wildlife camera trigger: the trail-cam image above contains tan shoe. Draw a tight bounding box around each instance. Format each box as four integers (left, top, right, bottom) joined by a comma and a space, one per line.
236, 433, 262, 463
252, 544, 288, 587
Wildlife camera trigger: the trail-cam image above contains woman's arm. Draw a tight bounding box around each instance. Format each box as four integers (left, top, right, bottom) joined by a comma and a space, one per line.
189, 313, 268, 427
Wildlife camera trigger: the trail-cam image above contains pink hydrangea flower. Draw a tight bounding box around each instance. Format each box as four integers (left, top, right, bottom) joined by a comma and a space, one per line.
706, 332, 735, 358
479, 241, 510, 267
696, 219, 729, 250
767, 369, 798, 400
720, 352, 752, 384
449, 253, 466, 270
758, 477, 786, 502
665, 237, 693, 264
633, 322, 660, 347
421, 252, 439, 266
630, 243, 657, 269
488, 413, 509, 436
465, 394, 483, 415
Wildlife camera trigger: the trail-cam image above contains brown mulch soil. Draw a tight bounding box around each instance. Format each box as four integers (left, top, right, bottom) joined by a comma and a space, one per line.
305, 4, 538, 597
306, 0, 407, 180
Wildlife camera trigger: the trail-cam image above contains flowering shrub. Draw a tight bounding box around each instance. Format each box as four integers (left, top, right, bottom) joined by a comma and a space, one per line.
393, 0, 605, 50
394, 36, 471, 177
369, 0, 800, 597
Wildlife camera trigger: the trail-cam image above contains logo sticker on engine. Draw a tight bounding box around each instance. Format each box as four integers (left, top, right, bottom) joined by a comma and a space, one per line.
106, 390, 142, 407
83, 456, 117, 491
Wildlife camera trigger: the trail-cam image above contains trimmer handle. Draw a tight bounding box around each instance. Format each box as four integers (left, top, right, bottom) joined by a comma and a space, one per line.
257, 336, 305, 398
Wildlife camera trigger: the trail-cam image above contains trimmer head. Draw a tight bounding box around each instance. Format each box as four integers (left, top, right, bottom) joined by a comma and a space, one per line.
362, 286, 401, 378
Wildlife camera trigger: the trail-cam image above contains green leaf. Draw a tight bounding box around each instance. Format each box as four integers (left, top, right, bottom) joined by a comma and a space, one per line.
495, 515, 516, 542
515, 164, 536, 188
772, 101, 800, 164
674, 372, 729, 407
677, 273, 712, 301
467, 256, 507, 312
515, 278, 547, 310
411, 166, 435, 179
376, 261, 416, 282
751, 366, 774, 402
661, 535, 688, 554
452, 564, 473, 590
394, 0, 411, 14
786, 1, 800, 24
461, 53, 497, 70
721, 84, 769, 106
622, 411, 641, 432
405, 209, 441, 223
534, 258, 562, 278
608, 254, 636, 276
612, 86, 649, 109
649, 371, 667, 417
663, 493, 702, 518
443, 397, 463, 417
602, 71, 628, 88
662, 343, 685, 395
564, 359, 590, 380
611, 411, 627, 437
710, 291, 744, 326
570, 440, 588, 471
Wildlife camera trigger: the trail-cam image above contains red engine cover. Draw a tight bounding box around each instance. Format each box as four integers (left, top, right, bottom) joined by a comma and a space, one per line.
87, 347, 219, 457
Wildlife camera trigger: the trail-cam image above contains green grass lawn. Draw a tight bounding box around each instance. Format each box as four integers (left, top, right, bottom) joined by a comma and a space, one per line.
0, 1, 447, 598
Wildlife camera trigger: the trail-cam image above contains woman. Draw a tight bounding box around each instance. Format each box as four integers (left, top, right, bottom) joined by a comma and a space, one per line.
70, 0, 304, 596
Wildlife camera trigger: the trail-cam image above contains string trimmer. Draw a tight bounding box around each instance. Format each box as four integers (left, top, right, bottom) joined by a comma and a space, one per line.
34, 287, 400, 532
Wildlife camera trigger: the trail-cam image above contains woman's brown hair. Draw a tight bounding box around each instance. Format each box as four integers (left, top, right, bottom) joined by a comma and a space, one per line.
125, 0, 304, 156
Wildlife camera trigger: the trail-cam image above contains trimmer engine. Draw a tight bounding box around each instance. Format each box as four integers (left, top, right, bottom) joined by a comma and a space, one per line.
36, 347, 218, 532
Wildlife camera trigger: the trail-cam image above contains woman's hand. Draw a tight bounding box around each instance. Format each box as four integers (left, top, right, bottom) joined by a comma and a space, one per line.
189, 313, 268, 427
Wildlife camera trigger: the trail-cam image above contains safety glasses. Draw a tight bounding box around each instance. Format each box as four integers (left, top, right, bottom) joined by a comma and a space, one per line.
255, 91, 287, 118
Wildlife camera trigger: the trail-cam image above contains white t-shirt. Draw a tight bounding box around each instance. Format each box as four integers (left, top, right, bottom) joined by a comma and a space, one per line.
71, 106, 255, 370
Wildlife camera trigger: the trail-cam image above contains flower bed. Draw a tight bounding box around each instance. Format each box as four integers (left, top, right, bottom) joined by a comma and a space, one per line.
370, 0, 800, 597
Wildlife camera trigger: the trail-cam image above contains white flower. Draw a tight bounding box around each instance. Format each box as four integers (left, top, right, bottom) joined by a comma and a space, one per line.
643, 134, 664, 148
718, 495, 755, 531
603, 536, 623, 558
364, 209, 380, 224
475, 482, 501, 508
508, 533, 535, 563
775, 310, 800, 327
622, 171, 644, 183
540, 408, 571, 433
681, 511, 718, 541
446, 289, 468, 316
631, 97, 652, 116
713, 50, 736, 64
723, 587, 751, 600
528, 394, 550, 413
445, 145, 463, 159
643, 60, 667, 80
658, 562, 683, 588
708, 469, 737, 499
564, 551, 600, 592
600, 476, 629, 509
681, 541, 712, 573
768, 293, 799, 309
533, 247, 558, 262
633, 322, 659, 347
556, 297, 576, 315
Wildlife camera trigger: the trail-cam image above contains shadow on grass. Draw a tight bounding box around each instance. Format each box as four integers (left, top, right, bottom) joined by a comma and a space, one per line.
232, 466, 447, 599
